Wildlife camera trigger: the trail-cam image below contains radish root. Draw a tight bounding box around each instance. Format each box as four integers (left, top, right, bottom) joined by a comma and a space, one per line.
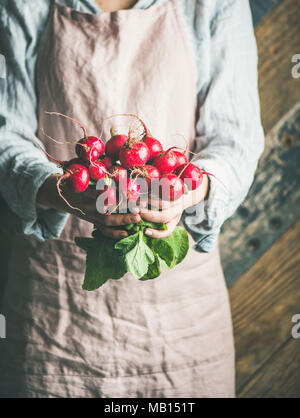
100, 113, 148, 141
45, 111, 88, 139
33, 139, 63, 166
56, 174, 86, 215
41, 127, 81, 145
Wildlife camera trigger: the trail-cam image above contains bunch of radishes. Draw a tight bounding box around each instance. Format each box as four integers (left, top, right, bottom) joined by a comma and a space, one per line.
40, 113, 211, 213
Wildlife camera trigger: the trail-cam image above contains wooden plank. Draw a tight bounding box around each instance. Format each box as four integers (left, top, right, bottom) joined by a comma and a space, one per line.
239, 338, 300, 398
229, 218, 300, 396
256, 0, 300, 133
220, 0, 300, 286
220, 103, 300, 287
250, 0, 282, 27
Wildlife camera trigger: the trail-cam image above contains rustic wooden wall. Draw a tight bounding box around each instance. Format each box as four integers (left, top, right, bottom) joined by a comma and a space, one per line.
220, 0, 300, 398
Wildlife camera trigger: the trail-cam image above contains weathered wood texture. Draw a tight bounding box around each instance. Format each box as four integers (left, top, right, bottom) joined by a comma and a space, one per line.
220, 0, 300, 287
226, 0, 300, 398
230, 218, 300, 398
250, 0, 281, 26
256, 0, 300, 133
221, 104, 300, 286
240, 338, 300, 398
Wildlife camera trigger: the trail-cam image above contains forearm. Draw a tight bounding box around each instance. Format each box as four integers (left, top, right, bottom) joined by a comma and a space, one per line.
0, 134, 68, 241
183, 0, 264, 252
37, 173, 67, 211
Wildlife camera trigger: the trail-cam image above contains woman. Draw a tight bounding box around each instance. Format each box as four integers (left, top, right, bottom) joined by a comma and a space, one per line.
0, 0, 264, 398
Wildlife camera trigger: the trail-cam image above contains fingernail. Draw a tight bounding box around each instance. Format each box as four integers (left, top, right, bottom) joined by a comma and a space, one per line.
121, 232, 128, 238
145, 229, 153, 236
131, 215, 139, 222
131, 207, 140, 214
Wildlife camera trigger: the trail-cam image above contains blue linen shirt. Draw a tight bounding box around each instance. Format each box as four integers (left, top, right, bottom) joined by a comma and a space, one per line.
0, 0, 264, 251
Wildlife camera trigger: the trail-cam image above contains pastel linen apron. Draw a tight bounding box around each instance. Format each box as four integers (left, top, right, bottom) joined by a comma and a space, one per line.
0, 0, 235, 398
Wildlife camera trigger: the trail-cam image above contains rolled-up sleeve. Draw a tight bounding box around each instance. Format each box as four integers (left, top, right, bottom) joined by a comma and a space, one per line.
183, 0, 265, 252
0, 1, 68, 241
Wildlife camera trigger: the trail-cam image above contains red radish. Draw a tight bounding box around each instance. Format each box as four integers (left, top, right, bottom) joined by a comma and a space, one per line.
62, 164, 90, 194
97, 186, 117, 211
143, 136, 163, 160
153, 150, 178, 174
142, 165, 161, 186
105, 135, 128, 159
76, 136, 105, 162
55, 164, 90, 214
119, 142, 150, 169
173, 150, 188, 169
33, 139, 90, 213
129, 165, 160, 197
159, 174, 184, 201
120, 178, 141, 201
176, 163, 210, 190
43, 112, 105, 162
100, 155, 114, 170
108, 165, 128, 183
131, 165, 160, 184
89, 161, 107, 181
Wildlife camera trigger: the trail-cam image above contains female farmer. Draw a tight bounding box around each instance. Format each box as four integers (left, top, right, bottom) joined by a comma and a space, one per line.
0, 0, 264, 397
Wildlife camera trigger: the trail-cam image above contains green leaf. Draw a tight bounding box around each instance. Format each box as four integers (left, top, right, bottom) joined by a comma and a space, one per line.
112, 221, 167, 235
124, 220, 167, 232
123, 223, 135, 232
75, 236, 126, 291
114, 232, 140, 253
158, 256, 171, 270
139, 220, 167, 231
155, 227, 189, 269
75, 237, 97, 251
76, 225, 189, 291
150, 238, 175, 267
140, 255, 161, 281
115, 231, 155, 279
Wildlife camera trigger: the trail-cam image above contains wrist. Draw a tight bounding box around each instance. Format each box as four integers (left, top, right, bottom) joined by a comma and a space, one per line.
37, 173, 62, 210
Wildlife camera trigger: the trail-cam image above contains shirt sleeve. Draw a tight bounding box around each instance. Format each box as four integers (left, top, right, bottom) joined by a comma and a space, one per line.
182, 0, 265, 252
0, 0, 68, 241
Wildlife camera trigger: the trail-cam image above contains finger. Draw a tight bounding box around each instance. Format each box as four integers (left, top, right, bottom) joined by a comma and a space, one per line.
97, 225, 128, 240
99, 212, 141, 227
140, 209, 171, 224
136, 196, 148, 208
140, 206, 181, 224
147, 196, 174, 211
144, 217, 179, 239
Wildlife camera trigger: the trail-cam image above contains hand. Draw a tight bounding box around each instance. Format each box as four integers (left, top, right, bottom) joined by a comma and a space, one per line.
37, 174, 141, 240
140, 174, 209, 238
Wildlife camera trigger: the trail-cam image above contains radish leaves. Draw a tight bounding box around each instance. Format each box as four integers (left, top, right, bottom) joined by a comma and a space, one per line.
76, 223, 189, 290
75, 236, 126, 291
115, 231, 155, 278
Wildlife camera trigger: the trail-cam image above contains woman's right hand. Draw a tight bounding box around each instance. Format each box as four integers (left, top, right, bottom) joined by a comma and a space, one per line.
37, 174, 141, 239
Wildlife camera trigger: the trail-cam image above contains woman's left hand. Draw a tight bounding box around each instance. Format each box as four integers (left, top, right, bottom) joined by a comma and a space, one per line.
140, 174, 209, 238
